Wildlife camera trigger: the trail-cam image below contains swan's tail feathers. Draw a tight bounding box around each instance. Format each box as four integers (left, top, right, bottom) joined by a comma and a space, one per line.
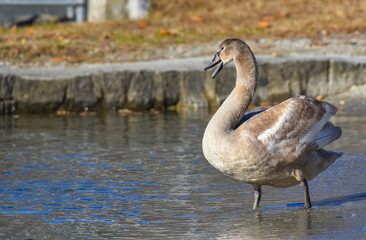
315, 122, 342, 148
316, 149, 343, 170
305, 149, 343, 180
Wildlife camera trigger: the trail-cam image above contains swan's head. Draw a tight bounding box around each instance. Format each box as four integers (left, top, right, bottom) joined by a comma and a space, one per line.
204, 38, 244, 78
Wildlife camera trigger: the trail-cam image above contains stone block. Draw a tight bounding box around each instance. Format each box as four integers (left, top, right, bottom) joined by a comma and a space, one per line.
126, 71, 155, 110
0, 74, 15, 100
178, 71, 208, 109
65, 75, 96, 112
1, 55, 366, 114
0, 74, 16, 113
214, 67, 236, 105
296, 59, 328, 97
12, 77, 66, 113
153, 71, 180, 109
327, 60, 366, 95
99, 71, 131, 110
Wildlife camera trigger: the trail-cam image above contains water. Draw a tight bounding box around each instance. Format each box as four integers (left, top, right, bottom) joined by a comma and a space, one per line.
0, 111, 365, 240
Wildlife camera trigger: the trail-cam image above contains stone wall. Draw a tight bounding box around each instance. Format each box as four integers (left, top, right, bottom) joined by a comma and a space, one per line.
1, 55, 366, 114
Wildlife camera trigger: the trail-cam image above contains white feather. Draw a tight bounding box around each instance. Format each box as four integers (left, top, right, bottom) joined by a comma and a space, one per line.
303, 103, 337, 144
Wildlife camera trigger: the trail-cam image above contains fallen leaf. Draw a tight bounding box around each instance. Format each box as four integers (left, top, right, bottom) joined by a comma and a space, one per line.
53, 110, 68, 116
138, 20, 150, 28
209, 106, 218, 113
260, 102, 270, 106
331, 24, 340, 31
159, 29, 176, 36
159, 29, 169, 35
25, 27, 34, 37
104, 22, 114, 28
257, 20, 270, 28
260, 44, 271, 49
53, 110, 76, 116
51, 56, 64, 63
191, 15, 204, 22
316, 95, 325, 101
80, 111, 97, 116
118, 108, 133, 115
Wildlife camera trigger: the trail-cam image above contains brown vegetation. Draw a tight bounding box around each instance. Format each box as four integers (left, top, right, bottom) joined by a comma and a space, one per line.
1, 0, 365, 66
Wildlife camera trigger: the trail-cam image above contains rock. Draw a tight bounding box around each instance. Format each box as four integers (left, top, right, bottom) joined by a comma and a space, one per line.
214, 66, 236, 105
126, 71, 155, 110
12, 77, 66, 113
1, 55, 366, 114
0, 74, 16, 113
153, 71, 180, 109
327, 59, 366, 94
64, 75, 97, 112
99, 71, 131, 111
177, 71, 208, 109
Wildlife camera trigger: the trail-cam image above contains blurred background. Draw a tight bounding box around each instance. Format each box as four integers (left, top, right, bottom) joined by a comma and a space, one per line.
0, 0, 366, 66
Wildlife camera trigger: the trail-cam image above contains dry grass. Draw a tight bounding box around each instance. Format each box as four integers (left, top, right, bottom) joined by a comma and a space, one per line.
1, 0, 366, 65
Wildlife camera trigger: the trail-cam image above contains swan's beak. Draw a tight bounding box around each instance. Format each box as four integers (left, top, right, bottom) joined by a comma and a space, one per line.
204, 51, 224, 79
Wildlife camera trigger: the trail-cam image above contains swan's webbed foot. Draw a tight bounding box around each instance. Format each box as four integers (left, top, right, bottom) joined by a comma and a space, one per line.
300, 179, 312, 209
252, 185, 262, 210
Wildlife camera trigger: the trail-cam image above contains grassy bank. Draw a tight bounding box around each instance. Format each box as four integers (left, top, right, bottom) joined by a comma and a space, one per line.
0, 0, 365, 66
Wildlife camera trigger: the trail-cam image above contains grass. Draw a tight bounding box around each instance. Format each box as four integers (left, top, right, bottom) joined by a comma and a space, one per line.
0, 0, 365, 65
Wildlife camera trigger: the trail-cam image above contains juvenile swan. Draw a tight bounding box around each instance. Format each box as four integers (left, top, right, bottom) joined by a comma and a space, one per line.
202, 38, 342, 210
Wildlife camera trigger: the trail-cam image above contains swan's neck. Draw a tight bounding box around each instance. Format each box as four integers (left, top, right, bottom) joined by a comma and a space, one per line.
211, 52, 258, 132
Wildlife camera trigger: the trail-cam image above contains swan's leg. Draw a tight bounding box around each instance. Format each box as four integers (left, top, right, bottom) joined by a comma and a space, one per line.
252, 185, 262, 210
300, 179, 312, 209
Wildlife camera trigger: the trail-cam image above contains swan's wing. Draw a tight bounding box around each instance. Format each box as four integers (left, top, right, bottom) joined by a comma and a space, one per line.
315, 122, 342, 149
234, 106, 272, 129
239, 96, 339, 154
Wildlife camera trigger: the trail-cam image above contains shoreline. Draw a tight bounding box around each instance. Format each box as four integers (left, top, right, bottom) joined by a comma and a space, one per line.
1, 54, 366, 114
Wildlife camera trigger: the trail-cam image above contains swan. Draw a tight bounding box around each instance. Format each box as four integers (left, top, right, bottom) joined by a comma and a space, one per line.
202, 38, 342, 210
